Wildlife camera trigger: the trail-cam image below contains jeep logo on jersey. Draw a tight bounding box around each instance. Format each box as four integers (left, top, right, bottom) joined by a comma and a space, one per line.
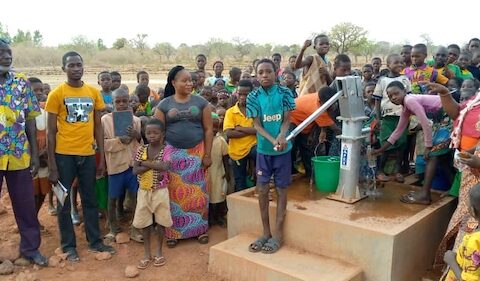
263, 113, 282, 122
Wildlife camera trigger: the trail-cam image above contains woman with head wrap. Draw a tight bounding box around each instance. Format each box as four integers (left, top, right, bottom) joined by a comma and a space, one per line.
155, 65, 213, 247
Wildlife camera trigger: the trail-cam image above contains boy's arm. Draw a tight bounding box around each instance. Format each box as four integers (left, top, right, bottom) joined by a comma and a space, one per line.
132, 160, 150, 175
295, 40, 313, 70
47, 112, 59, 183
26, 119, 39, 177
222, 155, 231, 183
253, 117, 276, 145
140, 160, 170, 172
94, 110, 106, 177
275, 111, 292, 150
236, 126, 257, 135
225, 129, 248, 139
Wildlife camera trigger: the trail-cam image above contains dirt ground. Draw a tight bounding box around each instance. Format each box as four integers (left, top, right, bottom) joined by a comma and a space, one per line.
0, 188, 228, 281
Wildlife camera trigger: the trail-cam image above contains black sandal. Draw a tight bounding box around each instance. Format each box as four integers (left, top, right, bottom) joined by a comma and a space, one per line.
166, 238, 178, 248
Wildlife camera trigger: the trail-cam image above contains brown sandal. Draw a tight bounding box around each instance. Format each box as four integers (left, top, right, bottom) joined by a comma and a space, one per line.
137, 257, 152, 269
153, 256, 166, 267
394, 173, 405, 183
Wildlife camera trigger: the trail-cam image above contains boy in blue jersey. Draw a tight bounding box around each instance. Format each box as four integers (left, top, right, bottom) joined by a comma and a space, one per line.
246, 59, 296, 254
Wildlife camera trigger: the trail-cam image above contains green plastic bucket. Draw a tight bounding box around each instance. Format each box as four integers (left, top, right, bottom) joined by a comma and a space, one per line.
312, 156, 340, 192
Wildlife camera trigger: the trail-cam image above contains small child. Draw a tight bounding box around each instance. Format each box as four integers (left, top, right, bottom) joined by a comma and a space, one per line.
216, 90, 230, 109
98, 71, 113, 112
362, 64, 375, 86
135, 84, 153, 117
444, 183, 480, 280
28, 77, 55, 216
102, 88, 142, 240
403, 43, 449, 94
456, 52, 474, 80
282, 70, 298, 98
213, 78, 226, 94
246, 58, 296, 254
190, 72, 200, 95
129, 94, 140, 115
132, 118, 172, 269
207, 116, 229, 227
460, 78, 480, 102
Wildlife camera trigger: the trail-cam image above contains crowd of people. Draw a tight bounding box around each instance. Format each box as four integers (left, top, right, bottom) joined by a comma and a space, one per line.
2, 34, 480, 279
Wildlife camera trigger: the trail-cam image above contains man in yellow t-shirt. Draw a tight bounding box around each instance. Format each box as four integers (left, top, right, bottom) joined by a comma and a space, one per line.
45, 51, 115, 262
223, 79, 257, 192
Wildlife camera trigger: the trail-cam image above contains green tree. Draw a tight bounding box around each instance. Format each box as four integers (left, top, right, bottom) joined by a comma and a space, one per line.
33, 30, 42, 47
97, 39, 107, 50
350, 38, 369, 64
374, 41, 391, 60
131, 34, 148, 55
205, 38, 230, 60
153, 42, 176, 62
0, 23, 11, 42
232, 37, 253, 61
329, 22, 368, 54
112, 37, 128, 49
420, 33, 436, 55
357, 40, 376, 62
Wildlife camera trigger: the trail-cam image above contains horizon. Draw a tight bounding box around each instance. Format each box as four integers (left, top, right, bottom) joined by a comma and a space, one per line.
2, 0, 479, 48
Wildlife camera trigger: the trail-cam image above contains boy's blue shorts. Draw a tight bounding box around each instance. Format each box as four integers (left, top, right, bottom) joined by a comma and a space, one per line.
108, 167, 139, 199
256, 152, 292, 189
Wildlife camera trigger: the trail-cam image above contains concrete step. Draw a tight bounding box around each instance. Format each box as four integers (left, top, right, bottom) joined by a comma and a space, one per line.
209, 233, 363, 281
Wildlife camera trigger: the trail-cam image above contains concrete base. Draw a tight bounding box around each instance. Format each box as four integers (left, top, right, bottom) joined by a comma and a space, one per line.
220, 178, 456, 281
209, 233, 363, 281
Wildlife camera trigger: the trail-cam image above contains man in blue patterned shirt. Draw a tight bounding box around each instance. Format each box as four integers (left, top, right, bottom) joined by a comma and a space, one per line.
0, 38, 48, 266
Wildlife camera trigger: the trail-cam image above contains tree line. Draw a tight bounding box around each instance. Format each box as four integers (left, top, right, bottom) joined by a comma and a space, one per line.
1, 22, 442, 68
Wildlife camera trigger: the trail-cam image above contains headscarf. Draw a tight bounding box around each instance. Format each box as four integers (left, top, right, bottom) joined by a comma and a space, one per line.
164, 65, 185, 98
450, 91, 480, 149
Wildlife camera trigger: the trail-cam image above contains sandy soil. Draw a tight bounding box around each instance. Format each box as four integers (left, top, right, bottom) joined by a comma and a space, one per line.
0, 188, 227, 281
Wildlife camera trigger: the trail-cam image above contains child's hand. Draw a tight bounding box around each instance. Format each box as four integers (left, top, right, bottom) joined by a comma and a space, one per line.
202, 155, 212, 169
420, 82, 450, 96
424, 147, 432, 160
459, 153, 480, 169
119, 136, 133, 144
302, 39, 312, 50
274, 135, 287, 151
126, 126, 139, 139
318, 129, 327, 143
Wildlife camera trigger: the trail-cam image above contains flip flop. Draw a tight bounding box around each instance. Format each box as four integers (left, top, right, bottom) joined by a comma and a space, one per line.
261, 237, 281, 254
198, 234, 209, 244
400, 193, 431, 205
137, 258, 152, 270
376, 173, 390, 182
153, 256, 166, 267
249, 236, 270, 253
103, 233, 116, 244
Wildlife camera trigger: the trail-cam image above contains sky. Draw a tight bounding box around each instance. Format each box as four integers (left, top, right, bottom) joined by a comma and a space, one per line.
2, 0, 479, 48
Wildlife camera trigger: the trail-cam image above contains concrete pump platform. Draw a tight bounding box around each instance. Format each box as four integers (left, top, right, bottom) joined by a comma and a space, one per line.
209, 178, 456, 281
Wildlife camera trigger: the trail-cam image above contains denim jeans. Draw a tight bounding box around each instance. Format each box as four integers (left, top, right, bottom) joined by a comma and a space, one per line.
231, 146, 257, 192
55, 154, 101, 252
